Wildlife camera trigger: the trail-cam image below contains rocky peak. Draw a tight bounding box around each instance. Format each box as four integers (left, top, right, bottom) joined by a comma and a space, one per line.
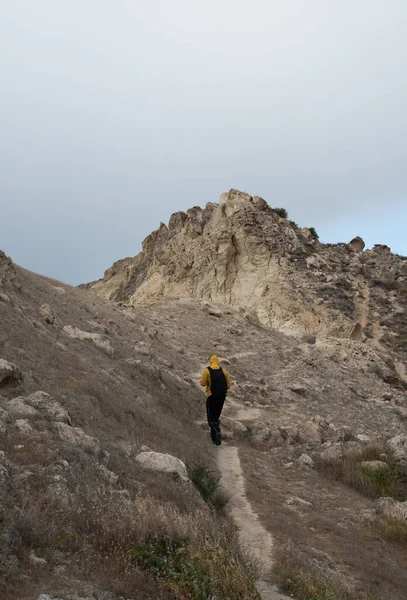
88, 190, 407, 364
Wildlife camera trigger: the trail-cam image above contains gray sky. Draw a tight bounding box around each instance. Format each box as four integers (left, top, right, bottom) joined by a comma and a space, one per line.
1, 0, 406, 285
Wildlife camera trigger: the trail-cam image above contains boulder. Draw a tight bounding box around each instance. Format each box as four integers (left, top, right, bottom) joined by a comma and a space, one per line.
221, 416, 247, 439
29, 550, 47, 566
320, 443, 343, 461
6, 397, 38, 417
377, 497, 407, 522
360, 460, 389, 472
306, 255, 327, 270
39, 303, 61, 327
388, 434, 407, 461
202, 302, 223, 318
0, 359, 23, 389
299, 421, 322, 444
27, 391, 71, 423
135, 451, 188, 481
249, 424, 271, 444
373, 244, 391, 253
15, 419, 33, 433
7, 392, 71, 423
55, 422, 100, 453
356, 434, 371, 443
298, 454, 315, 469
348, 236, 365, 252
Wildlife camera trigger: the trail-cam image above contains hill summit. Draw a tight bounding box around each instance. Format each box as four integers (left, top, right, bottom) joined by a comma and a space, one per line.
88, 189, 407, 366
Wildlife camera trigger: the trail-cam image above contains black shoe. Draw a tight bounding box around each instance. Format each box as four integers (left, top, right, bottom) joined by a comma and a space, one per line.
215, 431, 221, 446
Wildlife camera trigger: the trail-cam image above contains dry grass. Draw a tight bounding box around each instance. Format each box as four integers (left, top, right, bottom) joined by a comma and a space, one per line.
5, 433, 48, 465
375, 517, 407, 549
316, 441, 407, 501
274, 550, 379, 600
0, 267, 261, 598
6, 486, 259, 600
241, 444, 407, 600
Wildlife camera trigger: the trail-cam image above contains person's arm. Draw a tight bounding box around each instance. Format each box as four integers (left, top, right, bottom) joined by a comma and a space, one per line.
224, 369, 232, 389
200, 368, 209, 387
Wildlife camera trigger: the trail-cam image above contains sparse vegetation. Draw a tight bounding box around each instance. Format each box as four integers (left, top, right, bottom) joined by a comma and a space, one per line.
273, 207, 289, 219
316, 281, 355, 317
5, 486, 259, 600
309, 226, 319, 241
187, 461, 229, 511
375, 517, 407, 549
316, 441, 407, 501
275, 560, 378, 600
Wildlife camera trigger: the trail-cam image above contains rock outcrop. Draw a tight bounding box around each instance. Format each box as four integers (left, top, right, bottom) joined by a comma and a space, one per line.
0, 251, 21, 290
348, 236, 366, 252
87, 190, 407, 363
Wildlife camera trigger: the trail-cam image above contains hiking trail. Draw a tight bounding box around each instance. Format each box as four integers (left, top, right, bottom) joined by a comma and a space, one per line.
217, 444, 291, 600
193, 364, 291, 598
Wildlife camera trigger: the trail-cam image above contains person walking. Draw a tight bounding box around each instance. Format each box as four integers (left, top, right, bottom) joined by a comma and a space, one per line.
200, 355, 231, 445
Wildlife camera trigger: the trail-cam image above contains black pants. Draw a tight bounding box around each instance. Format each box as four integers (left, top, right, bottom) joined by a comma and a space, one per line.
206, 395, 226, 442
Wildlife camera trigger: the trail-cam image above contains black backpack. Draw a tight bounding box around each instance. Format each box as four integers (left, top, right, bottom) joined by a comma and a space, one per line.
207, 366, 227, 398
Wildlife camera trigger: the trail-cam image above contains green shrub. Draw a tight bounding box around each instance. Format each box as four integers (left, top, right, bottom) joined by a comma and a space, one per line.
187, 462, 228, 511
130, 535, 212, 600
273, 207, 288, 219
309, 227, 319, 241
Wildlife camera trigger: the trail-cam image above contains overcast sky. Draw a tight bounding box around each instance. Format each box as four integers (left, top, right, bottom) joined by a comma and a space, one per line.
1, 1, 406, 285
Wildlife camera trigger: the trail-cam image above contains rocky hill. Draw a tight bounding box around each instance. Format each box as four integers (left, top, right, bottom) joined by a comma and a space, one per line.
1, 192, 407, 600
86, 190, 407, 369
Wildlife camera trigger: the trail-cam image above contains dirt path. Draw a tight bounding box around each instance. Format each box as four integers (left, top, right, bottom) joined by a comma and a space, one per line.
217, 444, 291, 600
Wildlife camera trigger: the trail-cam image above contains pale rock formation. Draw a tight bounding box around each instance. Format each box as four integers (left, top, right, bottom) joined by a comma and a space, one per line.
55, 422, 100, 453
39, 303, 61, 327
63, 325, 114, 356
377, 497, 407, 522
135, 451, 189, 481
87, 189, 407, 358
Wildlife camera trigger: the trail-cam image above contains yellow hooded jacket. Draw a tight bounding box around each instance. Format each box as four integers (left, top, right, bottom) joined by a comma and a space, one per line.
200, 355, 231, 397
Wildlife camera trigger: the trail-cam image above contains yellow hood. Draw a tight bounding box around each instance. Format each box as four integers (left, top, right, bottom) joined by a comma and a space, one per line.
209, 355, 220, 369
